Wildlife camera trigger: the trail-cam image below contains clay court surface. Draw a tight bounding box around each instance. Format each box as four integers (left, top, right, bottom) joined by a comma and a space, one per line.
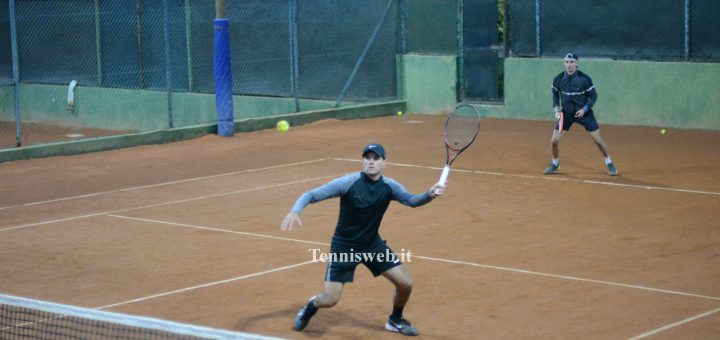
1, 115, 719, 339
0, 121, 135, 148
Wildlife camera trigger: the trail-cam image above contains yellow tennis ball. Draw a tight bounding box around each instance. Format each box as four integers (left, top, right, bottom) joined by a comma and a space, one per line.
276, 120, 289, 133
397, 111, 403, 116
661, 128, 667, 135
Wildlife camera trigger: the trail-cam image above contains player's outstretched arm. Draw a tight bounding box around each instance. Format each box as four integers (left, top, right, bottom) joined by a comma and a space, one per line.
281, 212, 302, 231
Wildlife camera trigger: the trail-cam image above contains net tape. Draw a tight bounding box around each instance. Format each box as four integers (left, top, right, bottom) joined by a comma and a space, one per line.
0, 294, 282, 340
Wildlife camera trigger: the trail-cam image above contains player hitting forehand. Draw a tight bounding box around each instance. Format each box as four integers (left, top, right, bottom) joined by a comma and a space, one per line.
281, 143, 445, 336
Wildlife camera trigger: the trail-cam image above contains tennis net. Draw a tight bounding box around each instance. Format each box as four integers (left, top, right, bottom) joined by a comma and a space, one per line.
0, 294, 281, 340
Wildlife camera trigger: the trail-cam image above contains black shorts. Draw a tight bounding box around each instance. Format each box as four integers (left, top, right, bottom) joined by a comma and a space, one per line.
556, 111, 600, 132
324, 241, 402, 283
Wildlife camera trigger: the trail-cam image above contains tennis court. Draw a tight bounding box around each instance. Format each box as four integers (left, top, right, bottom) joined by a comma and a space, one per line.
1, 115, 719, 339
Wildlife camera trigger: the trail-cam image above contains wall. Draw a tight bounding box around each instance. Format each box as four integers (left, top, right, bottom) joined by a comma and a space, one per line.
9, 57, 719, 132
399, 54, 457, 114
0, 101, 404, 163
503, 58, 720, 130
6, 84, 345, 131
398, 54, 720, 130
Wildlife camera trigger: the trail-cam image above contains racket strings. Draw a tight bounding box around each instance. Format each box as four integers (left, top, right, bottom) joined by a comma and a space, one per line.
444, 114, 480, 150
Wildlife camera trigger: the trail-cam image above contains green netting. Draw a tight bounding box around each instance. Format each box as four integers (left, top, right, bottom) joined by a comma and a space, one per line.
406, 0, 458, 54
0, 0, 401, 148
508, 0, 720, 61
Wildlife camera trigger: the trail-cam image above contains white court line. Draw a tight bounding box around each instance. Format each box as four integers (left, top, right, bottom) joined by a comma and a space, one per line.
0, 159, 328, 211
332, 158, 720, 196
0, 174, 341, 233
108, 214, 328, 246
628, 306, 720, 339
96, 260, 316, 310
106, 215, 720, 302
412, 255, 720, 301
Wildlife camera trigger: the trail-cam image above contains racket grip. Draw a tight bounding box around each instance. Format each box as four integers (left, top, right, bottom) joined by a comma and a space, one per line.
438, 165, 450, 186
557, 112, 564, 132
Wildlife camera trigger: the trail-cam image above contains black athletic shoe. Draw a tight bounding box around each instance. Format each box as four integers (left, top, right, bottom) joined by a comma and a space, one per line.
292, 297, 317, 331
385, 317, 419, 336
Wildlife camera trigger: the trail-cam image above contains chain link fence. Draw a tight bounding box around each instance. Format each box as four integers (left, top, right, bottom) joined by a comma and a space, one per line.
405, 0, 458, 55
3, 0, 719, 150
0, 0, 401, 149
508, 0, 720, 61
1, 1, 15, 147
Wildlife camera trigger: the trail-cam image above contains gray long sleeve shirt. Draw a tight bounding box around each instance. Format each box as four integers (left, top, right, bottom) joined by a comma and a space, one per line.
291, 172, 434, 249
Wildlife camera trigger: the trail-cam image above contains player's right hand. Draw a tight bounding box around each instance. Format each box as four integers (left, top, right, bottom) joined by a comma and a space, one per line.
430, 183, 446, 198
553, 106, 562, 119
281, 212, 302, 231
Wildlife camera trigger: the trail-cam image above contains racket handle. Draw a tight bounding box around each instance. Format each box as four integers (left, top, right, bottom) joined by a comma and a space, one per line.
438, 165, 450, 186
557, 112, 564, 132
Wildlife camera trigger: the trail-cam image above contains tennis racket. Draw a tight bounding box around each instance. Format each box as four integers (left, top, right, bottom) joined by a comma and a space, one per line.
436, 104, 481, 190
556, 111, 564, 133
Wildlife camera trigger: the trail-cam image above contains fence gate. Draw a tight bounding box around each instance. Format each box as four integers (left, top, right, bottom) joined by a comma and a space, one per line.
461, 0, 501, 102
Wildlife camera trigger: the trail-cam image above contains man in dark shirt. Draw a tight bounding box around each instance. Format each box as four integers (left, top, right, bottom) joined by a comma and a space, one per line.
281, 143, 445, 336
544, 53, 618, 176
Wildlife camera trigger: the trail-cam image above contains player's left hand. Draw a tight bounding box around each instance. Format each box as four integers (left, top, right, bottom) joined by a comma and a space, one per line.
574, 108, 586, 118
281, 212, 302, 231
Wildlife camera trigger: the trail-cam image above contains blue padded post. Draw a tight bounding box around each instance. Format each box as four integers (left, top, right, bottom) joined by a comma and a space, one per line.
214, 18, 234, 137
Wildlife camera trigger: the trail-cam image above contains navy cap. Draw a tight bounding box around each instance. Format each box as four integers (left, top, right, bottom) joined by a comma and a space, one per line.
564, 53, 578, 60
362, 143, 386, 159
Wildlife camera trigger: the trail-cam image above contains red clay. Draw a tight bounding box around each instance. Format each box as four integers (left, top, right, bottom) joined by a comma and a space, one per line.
1, 116, 719, 339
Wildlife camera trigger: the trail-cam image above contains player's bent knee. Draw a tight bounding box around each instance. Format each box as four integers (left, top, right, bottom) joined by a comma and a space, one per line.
395, 277, 413, 291
322, 299, 339, 308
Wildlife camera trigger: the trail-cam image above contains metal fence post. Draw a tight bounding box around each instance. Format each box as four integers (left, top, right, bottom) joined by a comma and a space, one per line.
94, 0, 103, 86
684, 0, 690, 60
185, 0, 194, 91
9, 0, 21, 147
288, 0, 299, 112
457, 0, 464, 102
163, 0, 173, 128
535, 0, 541, 57
400, 0, 407, 54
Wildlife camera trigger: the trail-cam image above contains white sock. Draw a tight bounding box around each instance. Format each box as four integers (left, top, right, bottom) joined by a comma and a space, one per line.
604, 156, 613, 165
552, 158, 559, 166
